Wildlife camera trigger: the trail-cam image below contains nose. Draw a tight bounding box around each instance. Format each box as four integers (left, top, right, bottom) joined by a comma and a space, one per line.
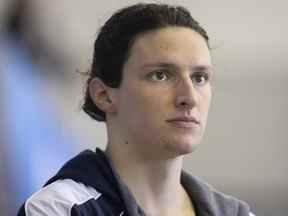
175, 77, 199, 110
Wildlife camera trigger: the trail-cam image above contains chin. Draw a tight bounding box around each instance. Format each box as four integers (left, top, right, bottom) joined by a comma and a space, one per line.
165, 139, 201, 157
178, 143, 200, 155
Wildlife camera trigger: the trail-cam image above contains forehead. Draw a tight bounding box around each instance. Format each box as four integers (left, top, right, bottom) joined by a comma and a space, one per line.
126, 27, 211, 68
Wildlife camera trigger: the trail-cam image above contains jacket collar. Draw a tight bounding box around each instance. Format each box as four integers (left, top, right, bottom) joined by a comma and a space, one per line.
45, 148, 246, 216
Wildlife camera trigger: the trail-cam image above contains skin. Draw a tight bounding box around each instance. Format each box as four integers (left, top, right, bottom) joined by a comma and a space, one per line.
90, 26, 213, 216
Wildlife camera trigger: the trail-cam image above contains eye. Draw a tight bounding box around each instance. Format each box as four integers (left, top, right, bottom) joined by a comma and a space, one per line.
149, 70, 170, 81
191, 72, 210, 86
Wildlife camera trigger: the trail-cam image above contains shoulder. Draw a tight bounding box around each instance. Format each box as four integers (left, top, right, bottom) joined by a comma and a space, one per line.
182, 172, 256, 216
208, 184, 255, 216
19, 179, 101, 216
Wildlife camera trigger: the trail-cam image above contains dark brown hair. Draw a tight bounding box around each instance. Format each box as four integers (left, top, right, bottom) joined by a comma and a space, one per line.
83, 3, 209, 121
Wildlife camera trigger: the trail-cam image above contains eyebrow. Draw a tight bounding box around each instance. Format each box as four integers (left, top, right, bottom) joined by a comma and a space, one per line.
141, 63, 177, 70
141, 62, 214, 72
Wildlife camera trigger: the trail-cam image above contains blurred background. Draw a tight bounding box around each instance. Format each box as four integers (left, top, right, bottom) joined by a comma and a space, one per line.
0, 0, 287, 215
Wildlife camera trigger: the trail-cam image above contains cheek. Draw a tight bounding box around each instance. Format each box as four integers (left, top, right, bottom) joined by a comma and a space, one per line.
201, 84, 211, 104
199, 87, 212, 120
117, 87, 150, 118
118, 86, 169, 124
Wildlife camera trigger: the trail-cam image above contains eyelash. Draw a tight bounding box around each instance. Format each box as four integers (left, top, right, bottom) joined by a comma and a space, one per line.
148, 70, 210, 86
191, 72, 210, 86
149, 70, 172, 81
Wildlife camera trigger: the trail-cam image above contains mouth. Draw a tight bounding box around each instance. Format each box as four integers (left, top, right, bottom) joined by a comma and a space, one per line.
166, 117, 200, 129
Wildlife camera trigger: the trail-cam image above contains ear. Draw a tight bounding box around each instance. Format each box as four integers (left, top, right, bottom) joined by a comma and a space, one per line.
88, 77, 117, 114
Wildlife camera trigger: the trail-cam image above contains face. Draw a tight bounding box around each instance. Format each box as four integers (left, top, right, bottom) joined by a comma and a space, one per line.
109, 27, 213, 159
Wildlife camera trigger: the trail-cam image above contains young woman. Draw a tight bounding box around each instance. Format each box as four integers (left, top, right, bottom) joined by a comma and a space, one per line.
18, 3, 255, 216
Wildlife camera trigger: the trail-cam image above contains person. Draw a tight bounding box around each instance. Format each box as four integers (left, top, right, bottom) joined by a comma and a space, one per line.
18, 3, 255, 216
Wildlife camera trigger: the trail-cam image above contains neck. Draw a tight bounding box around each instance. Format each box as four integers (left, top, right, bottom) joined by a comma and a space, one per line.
105, 142, 195, 216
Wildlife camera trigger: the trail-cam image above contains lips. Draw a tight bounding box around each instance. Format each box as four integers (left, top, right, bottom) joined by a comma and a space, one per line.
166, 116, 200, 129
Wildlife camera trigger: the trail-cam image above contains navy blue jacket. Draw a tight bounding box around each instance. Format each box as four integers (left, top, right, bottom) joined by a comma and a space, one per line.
18, 149, 255, 216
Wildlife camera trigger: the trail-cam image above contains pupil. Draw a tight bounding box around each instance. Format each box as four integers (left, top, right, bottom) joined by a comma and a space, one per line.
196, 75, 203, 83
157, 72, 164, 80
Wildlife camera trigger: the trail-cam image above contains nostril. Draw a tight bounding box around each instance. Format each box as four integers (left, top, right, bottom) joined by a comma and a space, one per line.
180, 101, 188, 106
175, 95, 196, 110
